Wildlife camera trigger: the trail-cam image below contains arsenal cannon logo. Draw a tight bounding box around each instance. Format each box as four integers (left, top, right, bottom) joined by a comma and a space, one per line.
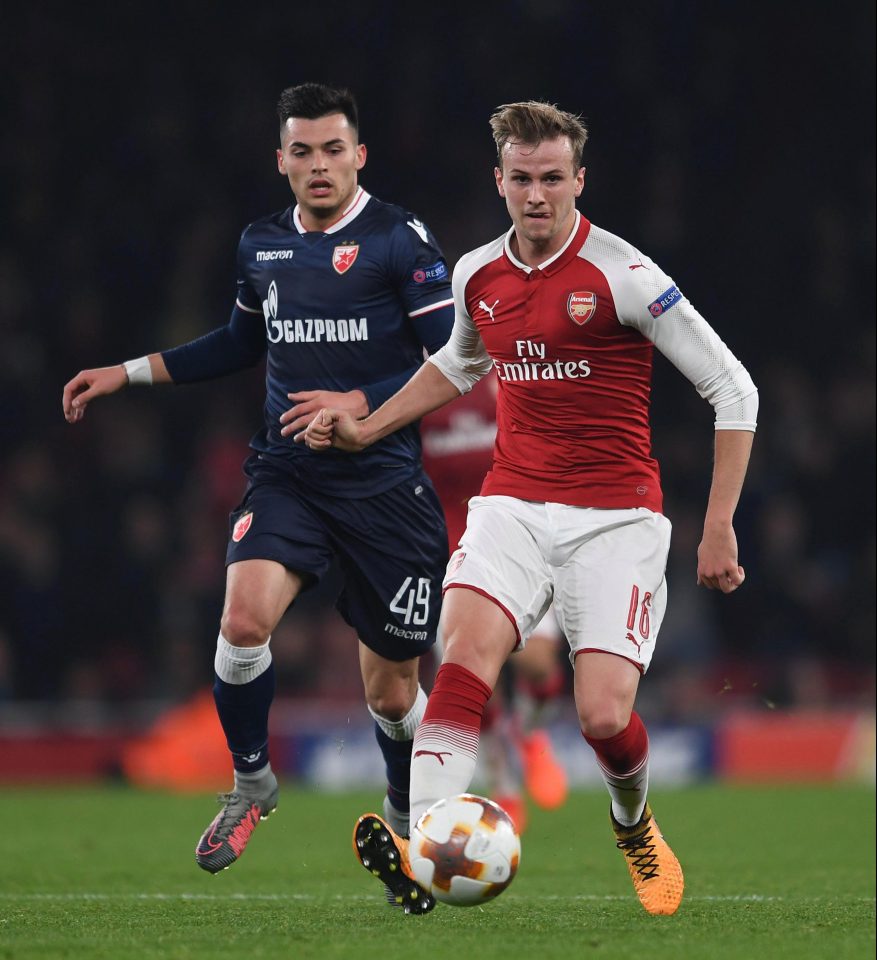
567, 291, 597, 326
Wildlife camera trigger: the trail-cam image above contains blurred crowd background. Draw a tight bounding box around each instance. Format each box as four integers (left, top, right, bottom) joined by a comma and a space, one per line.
1, 2, 873, 725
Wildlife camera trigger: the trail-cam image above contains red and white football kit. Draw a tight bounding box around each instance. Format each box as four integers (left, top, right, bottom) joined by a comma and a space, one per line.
420, 374, 498, 552
428, 211, 758, 670
420, 374, 563, 654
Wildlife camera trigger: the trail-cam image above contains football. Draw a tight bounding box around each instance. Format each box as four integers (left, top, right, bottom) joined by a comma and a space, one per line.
408, 794, 521, 906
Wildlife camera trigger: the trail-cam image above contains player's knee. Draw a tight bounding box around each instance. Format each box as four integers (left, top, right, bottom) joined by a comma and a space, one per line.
220, 608, 271, 647
365, 687, 411, 721
577, 702, 631, 740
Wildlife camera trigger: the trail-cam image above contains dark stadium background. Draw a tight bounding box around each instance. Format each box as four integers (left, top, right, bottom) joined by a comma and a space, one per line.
0, 2, 873, 784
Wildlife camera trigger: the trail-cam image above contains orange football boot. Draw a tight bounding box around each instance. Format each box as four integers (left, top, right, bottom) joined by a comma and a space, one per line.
611, 803, 684, 916
519, 730, 568, 809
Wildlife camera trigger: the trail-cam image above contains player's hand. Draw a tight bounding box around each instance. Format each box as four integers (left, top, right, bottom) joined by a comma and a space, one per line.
293, 408, 366, 452
278, 388, 368, 437
696, 522, 745, 593
62, 365, 128, 423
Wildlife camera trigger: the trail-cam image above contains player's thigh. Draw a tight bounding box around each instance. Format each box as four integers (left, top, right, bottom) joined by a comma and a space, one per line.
440, 585, 518, 690
222, 558, 305, 639
554, 509, 671, 673
573, 650, 642, 733
331, 475, 449, 661
446, 495, 554, 647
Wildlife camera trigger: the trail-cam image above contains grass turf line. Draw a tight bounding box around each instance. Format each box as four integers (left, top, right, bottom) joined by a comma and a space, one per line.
0, 783, 873, 960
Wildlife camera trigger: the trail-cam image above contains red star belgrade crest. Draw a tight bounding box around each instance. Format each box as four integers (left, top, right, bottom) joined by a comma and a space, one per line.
567, 291, 597, 326
232, 511, 253, 542
332, 242, 360, 275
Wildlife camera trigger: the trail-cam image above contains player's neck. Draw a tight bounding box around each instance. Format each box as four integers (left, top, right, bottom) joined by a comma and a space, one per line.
299, 207, 339, 232
297, 185, 360, 233
511, 210, 578, 268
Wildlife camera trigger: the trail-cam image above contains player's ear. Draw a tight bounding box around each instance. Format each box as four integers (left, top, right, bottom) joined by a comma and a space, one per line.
355, 143, 367, 171
277, 148, 285, 175
495, 167, 505, 198
574, 166, 585, 197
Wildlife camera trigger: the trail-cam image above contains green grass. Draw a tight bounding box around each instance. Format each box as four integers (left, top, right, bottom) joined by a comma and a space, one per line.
0, 784, 873, 959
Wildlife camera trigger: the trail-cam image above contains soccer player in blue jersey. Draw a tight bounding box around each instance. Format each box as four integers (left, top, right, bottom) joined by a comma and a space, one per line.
62, 83, 455, 884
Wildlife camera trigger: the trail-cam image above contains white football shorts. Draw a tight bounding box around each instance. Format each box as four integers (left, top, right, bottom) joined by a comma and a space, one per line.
443, 495, 672, 672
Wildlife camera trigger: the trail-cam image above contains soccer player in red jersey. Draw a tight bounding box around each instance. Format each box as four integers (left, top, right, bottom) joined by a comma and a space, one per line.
297, 101, 758, 915
420, 372, 569, 832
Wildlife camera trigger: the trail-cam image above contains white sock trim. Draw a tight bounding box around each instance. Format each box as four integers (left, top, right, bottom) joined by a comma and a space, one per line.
604, 757, 650, 826
368, 685, 427, 741
214, 633, 272, 685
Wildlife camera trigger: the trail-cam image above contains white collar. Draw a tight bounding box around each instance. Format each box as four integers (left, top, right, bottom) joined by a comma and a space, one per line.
293, 186, 371, 235
503, 210, 581, 273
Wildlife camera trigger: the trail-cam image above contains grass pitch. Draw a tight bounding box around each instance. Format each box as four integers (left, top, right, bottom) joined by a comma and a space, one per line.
0, 783, 873, 959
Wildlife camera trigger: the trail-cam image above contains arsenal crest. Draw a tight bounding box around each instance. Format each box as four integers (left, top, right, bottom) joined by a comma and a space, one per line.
567, 291, 597, 325
448, 550, 466, 575
232, 511, 253, 543
332, 242, 360, 275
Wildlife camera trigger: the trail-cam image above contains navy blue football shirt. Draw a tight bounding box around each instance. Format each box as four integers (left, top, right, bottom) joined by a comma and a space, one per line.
163, 188, 455, 497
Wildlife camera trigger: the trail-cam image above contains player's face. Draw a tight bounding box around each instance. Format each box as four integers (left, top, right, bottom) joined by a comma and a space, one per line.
277, 113, 366, 227
495, 137, 584, 261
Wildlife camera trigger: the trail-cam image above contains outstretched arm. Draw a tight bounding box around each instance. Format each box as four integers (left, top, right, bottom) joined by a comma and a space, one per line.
62, 353, 172, 423
62, 302, 267, 424
696, 429, 754, 593
288, 359, 461, 452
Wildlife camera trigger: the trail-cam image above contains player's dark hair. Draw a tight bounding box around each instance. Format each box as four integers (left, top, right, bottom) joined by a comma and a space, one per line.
277, 83, 359, 136
490, 101, 588, 170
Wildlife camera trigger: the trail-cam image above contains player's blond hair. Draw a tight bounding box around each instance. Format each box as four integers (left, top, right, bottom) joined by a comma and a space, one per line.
490, 101, 588, 170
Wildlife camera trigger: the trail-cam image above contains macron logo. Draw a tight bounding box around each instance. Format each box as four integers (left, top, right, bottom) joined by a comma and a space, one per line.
256, 249, 294, 261
406, 219, 429, 244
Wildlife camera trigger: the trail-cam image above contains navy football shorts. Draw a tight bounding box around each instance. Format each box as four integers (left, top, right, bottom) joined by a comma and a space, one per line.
226, 457, 448, 661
